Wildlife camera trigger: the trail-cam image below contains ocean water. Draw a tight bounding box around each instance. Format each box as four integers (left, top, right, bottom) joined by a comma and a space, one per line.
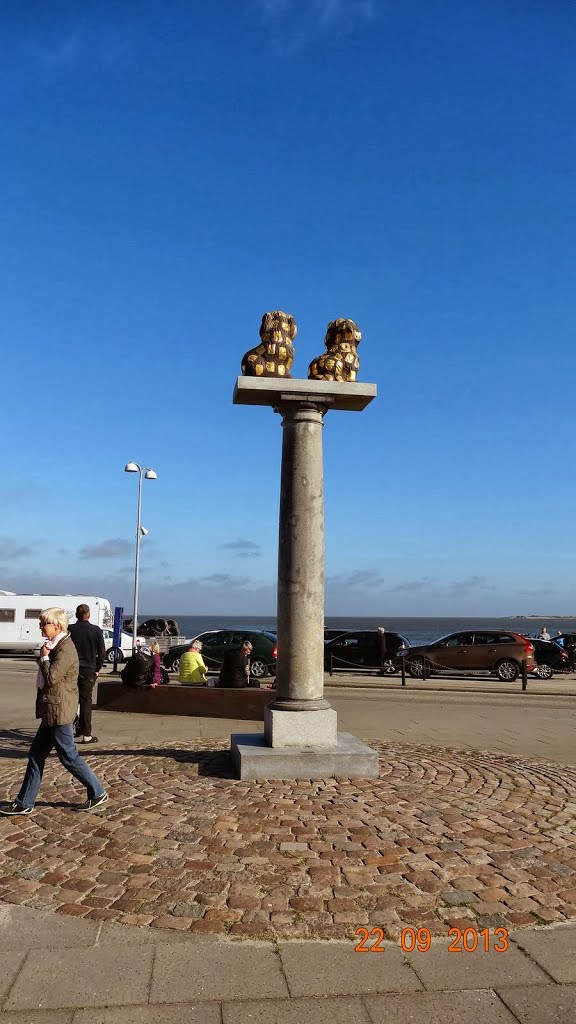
145, 615, 576, 647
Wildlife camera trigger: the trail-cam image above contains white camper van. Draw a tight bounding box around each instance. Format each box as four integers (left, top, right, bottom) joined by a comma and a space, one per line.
0, 592, 112, 653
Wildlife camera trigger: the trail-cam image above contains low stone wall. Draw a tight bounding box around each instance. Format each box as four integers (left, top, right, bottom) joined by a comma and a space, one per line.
96, 680, 276, 721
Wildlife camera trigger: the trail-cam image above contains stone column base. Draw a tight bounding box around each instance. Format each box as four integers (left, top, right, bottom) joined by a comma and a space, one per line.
264, 706, 337, 748
230, 731, 379, 780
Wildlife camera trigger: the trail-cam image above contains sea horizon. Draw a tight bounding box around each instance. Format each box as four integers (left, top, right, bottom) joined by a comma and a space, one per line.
140, 613, 576, 647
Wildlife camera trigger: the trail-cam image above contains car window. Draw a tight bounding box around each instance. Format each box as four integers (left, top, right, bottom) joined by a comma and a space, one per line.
203, 633, 229, 647
443, 634, 472, 647
493, 634, 515, 644
360, 632, 378, 646
329, 635, 348, 647
335, 632, 362, 646
231, 633, 248, 645
473, 633, 498, 645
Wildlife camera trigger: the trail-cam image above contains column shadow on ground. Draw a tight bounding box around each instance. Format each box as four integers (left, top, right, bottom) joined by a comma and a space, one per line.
0, 731, 235, 778
91, 745, 236, 778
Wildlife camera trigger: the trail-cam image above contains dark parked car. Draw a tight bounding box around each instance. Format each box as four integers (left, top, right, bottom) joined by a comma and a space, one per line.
529, 637, 571, 678
404, 630, 536, 681
324, 630, 409, 673
553, 633, 576, 670
324, 628, 349, 642
163, 629, 277, 678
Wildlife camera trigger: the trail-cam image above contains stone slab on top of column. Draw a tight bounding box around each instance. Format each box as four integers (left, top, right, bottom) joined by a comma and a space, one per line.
233, 376, 377, 412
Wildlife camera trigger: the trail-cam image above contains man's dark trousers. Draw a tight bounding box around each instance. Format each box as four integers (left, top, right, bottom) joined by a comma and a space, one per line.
77, 668, 98, 737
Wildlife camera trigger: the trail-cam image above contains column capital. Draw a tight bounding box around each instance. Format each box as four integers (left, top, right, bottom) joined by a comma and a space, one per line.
275, 401, 327, 424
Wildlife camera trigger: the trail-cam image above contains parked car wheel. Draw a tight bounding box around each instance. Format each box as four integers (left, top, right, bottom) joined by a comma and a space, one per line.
407, 657, 432, 679
535, 663, 554, 680
170, 657, 181, 675
250, 658, 268, 678
495, 659, 519, 681
381, 659, 398, 675
106, 648, 124, 664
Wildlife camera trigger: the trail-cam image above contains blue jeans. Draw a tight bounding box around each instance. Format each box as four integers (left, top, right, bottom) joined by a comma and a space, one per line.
17, 723, 105, 810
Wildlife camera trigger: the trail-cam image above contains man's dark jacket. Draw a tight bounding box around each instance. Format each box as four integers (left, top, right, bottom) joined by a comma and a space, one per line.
69, 620, 106, 672
218, 648, 248, 688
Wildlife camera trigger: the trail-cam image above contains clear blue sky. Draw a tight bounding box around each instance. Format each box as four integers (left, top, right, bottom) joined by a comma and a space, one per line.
1, 0, 575, 617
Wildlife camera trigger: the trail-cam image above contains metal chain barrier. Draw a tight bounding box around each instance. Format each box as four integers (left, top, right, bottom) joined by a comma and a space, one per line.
327, 650, 574, 692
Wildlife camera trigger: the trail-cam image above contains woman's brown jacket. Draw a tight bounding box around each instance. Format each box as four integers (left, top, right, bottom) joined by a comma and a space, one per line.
36, 634, 79, 727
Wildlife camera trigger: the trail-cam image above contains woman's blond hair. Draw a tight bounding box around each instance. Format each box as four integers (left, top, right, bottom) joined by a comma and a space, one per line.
39, 607, 69, 631
150, 641, 160, 654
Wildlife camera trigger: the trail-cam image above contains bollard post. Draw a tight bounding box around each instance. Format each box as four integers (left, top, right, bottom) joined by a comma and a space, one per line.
421, 658, 427, 681
401, 657, 406, 687
521, 659, 528, 691
329, 652, 333, 678
111, 606, 123, 676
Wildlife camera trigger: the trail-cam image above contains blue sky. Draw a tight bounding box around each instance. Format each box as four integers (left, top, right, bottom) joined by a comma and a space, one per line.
1, 0, 575, 617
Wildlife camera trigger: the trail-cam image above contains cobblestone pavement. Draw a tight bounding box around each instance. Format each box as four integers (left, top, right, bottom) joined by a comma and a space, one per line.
1, 738, 576, 941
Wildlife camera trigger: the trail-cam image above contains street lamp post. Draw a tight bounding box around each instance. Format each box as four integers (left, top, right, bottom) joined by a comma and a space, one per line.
124, 462, 157, 651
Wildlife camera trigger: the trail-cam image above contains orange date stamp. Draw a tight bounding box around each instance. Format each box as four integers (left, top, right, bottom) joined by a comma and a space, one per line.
354, 926, 509, 953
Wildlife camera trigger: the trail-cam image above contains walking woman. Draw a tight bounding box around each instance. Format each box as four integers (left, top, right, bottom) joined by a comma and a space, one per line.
0, 608, 108, 816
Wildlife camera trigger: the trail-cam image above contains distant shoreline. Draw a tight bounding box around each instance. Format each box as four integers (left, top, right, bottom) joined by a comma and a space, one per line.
142, 613, 576, 621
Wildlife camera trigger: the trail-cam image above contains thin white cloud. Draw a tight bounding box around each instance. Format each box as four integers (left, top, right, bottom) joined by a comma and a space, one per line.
256, 0, 375, 23
30, 26, 84, 67
257, 0, 293, 16
21, 17, 133, 71
253, 0, 377, 50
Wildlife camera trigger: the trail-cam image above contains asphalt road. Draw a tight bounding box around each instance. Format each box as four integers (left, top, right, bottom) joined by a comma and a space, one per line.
1, 658, 575, 765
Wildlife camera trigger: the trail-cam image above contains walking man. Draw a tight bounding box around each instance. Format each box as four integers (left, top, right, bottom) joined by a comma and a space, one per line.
0, 607, 108, 816
69, 603, 106, 744
377, 626, 388, 675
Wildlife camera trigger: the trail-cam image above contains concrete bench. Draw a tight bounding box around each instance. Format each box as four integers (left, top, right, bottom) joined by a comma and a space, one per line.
96, 680, 276, 721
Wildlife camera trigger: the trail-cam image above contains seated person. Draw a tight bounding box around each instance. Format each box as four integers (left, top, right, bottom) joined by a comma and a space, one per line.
150, 641, 162, 686
218, 638, 253, 688
179, 640, 207, 685
120, 646, 154, 687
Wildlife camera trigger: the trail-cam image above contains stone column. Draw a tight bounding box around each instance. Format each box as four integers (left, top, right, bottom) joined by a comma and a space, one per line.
264, 399, 337, 748
273, 401, 329, 711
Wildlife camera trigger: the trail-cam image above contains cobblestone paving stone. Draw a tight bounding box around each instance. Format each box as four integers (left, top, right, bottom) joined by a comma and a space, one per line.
0, 739, 575, 940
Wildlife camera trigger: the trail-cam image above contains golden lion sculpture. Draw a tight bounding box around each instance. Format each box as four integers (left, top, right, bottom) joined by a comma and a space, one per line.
241, 311, 297, 378
308, 318, 361, 382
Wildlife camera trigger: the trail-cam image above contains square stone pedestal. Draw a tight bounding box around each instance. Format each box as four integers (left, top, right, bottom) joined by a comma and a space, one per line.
230, 732, 379, 781
264, 707, 337, 747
